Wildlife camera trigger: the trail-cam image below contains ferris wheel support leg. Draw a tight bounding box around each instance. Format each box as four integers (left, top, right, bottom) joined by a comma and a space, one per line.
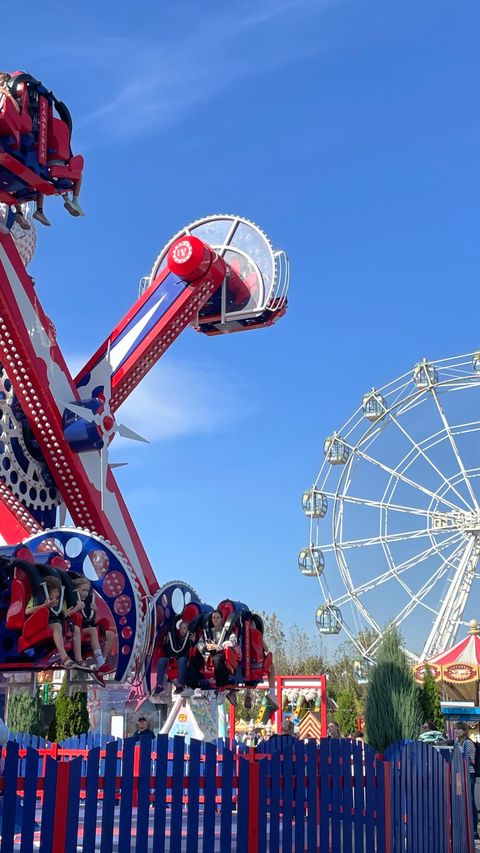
420, 536, 480, 660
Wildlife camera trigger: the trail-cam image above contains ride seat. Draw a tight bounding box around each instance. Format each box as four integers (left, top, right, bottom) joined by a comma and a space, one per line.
0, 96, 22, 148
6, 566, 32, 631
48, 153, 84, 182
5, 564, 53, 653
47, 116, 71, 161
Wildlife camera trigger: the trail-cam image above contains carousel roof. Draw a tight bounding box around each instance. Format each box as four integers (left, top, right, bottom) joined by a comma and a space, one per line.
426, 632, 480, 667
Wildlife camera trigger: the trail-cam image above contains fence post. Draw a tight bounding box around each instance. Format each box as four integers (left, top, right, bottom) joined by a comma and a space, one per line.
248, 751, 260, 853
52, 760, 71, 853
445, 761, 452, 853
384, 761, 392, 853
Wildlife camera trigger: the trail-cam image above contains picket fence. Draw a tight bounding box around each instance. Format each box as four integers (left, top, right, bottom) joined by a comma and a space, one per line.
0, 735, 474, 852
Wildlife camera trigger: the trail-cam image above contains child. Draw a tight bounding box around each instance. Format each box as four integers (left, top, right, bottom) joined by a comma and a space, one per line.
244, 637, 279, 711
72, 577, 114, 670
154, 619, 194, 696
25, 575, 83, 668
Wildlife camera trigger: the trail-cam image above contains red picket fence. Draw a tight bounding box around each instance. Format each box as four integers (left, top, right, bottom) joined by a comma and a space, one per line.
0, 735, 473, 852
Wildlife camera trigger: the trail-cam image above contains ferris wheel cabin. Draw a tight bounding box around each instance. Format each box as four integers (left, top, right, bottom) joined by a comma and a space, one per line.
413, 359, 438, 389
323, 434, 350, 465
362, 389, 387, 421
301, 488, 328, 518
298, 546, 325, 577
315, 605, 342, 635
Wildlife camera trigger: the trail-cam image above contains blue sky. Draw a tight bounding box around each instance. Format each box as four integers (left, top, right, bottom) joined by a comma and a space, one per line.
4, 0, 480, 647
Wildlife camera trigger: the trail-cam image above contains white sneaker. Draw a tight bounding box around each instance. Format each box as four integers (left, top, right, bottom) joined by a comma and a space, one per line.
267, 692, 279, 711
64, 196, 85, 217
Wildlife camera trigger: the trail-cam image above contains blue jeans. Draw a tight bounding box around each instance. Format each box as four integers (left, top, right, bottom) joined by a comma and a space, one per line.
156, 655, 188, 687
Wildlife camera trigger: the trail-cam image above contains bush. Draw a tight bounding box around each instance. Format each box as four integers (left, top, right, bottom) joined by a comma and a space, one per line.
7, 691, 43, 736
421, 666, 444, 732
334, 688, 359, 736
55, 681, 89, 741
364, 626, 422, 752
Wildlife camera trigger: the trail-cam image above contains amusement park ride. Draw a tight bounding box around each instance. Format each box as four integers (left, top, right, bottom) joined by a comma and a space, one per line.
302, 353, 480, 665
0, 70, 290, 714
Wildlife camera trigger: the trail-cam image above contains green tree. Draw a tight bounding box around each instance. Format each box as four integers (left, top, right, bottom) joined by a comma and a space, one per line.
55, 681, 90, 741
421, 667, 444, 732
335, 688, 359, 736
7, 691, 43, 736
364, 626, 422, 752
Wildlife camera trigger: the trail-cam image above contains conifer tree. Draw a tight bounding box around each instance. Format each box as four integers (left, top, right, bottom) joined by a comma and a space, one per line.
55, 681, 90, 741
420, 666, 444, 732
7, 691, 43, 736
334, 687, 359, 736
364, 626, 422, 752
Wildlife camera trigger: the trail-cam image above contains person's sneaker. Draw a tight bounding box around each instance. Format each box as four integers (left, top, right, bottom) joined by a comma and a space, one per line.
227, 689, 238, 707
267, 692, 279, 711
193, 688, 204, 699
14, 212, 31, 230
97, 663, 115, 674
244, 691, 253, 711
32, 209, 51, 227
153, 685, 165, 695
64, 196, 85, 217
216, 690, 227, 705
173, 685, 185, 695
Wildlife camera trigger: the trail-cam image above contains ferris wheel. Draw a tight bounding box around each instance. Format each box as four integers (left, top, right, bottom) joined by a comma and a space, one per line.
300, 352, 480, 663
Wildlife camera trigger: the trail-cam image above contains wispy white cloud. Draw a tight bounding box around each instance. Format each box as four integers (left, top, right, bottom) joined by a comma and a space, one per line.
44, 0, 331, 142
66, 355, 254, 444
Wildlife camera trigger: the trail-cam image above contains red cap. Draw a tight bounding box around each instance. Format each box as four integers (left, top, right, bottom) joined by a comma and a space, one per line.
167, 236, 214, 282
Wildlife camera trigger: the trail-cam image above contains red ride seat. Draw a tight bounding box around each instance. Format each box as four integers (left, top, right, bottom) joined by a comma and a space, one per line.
46, 115, 84, 181
0, 96, 22, 148
5, 565, 53, 653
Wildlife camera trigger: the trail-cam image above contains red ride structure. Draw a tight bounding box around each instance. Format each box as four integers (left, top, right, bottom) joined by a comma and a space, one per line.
0, 71, 290, 699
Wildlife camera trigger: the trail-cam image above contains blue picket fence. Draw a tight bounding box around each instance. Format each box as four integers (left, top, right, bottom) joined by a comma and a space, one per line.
0, 735, 473, 852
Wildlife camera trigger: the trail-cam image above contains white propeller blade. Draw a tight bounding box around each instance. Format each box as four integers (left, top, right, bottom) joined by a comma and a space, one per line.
116, 423, 149, 443
62, 401, 97, 422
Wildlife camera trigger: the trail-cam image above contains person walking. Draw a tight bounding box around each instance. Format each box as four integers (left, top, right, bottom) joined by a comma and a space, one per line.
454, 721, 478, 840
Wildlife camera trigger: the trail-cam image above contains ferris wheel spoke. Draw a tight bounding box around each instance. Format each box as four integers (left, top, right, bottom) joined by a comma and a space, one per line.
322, 527, 435, 553
389, 412, 473, 512
332, 530, 463, 605
323, 492, 434, 518
430, 388, 479, 509
391, 538, 467, 627
350, 444, 463, 512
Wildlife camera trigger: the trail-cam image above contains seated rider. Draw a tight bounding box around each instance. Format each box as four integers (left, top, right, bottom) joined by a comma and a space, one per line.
244, 636, 279, 712
0, 73, 46, 228
154, 619, 195, 697
72, 578, 114, 671
0, 72, 84, 226
186, 609, 238, 705
25, 575, 84, 669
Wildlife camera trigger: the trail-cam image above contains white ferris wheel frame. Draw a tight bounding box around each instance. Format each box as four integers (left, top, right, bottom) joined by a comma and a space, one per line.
306, 352, 480, 663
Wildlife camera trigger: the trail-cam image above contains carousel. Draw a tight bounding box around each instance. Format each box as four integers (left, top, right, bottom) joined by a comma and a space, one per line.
414, 620, 480, 725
